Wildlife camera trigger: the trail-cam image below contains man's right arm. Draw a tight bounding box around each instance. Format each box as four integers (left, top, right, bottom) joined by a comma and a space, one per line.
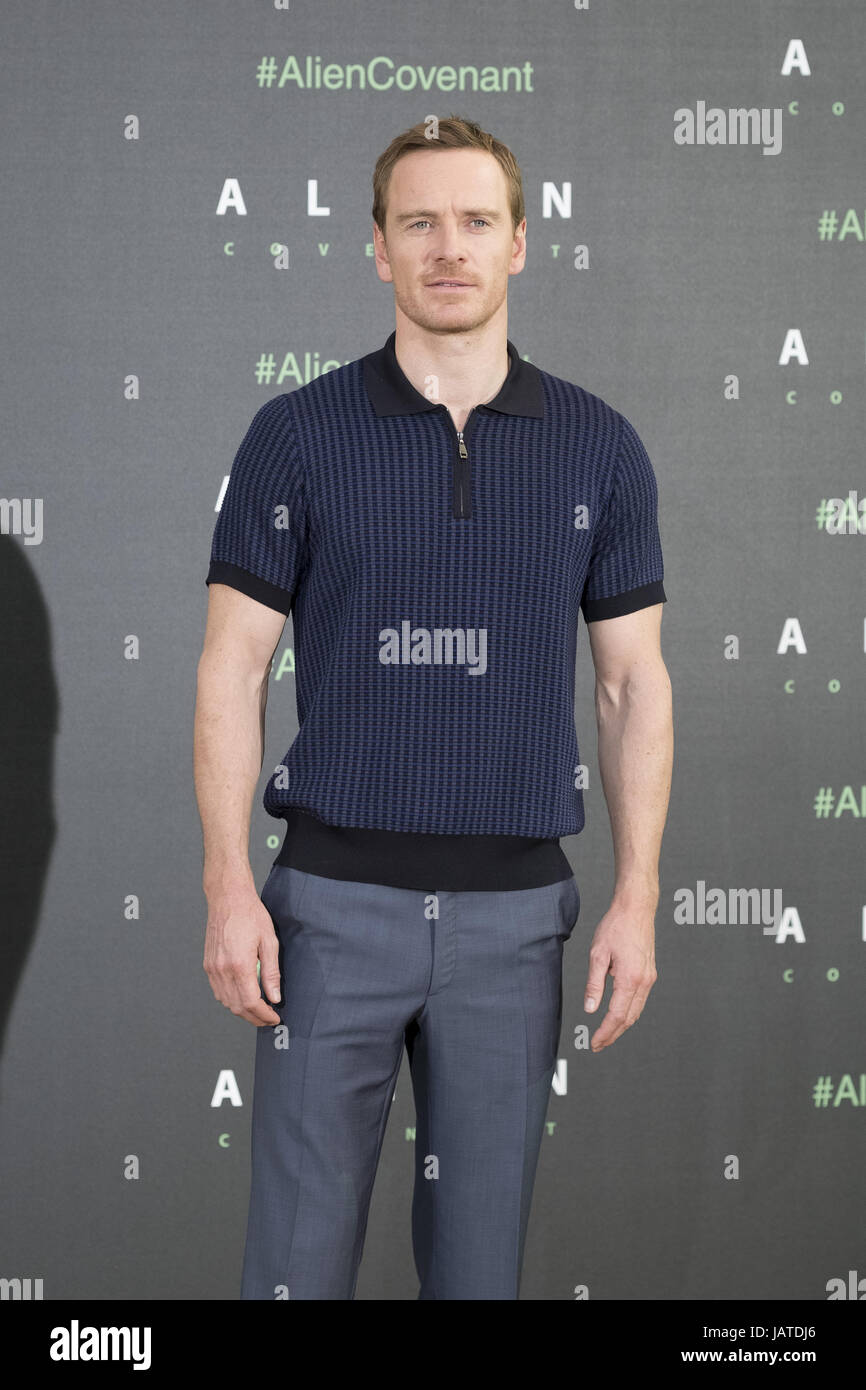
194, 582, 288, 1026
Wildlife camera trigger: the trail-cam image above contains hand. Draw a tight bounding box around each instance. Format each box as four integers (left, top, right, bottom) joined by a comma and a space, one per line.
583, 897, 658, 1051
203, 884, 282, 1026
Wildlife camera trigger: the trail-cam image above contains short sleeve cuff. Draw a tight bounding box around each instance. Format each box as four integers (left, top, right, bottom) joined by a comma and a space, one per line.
206, 560, 293, 616
581, 580, 666, 623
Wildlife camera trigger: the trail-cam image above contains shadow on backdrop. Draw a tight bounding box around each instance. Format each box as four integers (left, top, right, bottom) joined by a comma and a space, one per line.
0, 534, 58, 1066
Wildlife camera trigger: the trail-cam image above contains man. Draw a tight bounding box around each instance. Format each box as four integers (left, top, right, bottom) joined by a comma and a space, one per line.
194, 115, 673, 1301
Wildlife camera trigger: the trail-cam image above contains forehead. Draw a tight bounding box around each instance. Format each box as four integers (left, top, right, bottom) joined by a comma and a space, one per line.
388, 147, 508, 208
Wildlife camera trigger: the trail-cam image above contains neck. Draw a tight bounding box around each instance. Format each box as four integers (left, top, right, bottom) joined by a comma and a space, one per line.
392, 310, 510, 418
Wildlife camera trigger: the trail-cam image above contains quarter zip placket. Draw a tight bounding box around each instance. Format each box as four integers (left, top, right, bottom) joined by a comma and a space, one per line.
438, 405, 479, 519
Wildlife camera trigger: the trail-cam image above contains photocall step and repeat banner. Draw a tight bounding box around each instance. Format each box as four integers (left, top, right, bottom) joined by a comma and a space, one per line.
2, 0, 865, 1340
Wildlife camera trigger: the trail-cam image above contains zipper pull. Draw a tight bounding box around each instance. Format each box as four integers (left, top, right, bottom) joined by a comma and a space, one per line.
457, 433, 468, 459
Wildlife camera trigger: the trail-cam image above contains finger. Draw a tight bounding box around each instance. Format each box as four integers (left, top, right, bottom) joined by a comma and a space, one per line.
594, 970, 656, 1048
591, 978, 638, 1051
259, 931, 282, 1004
584, 945, 612, 1013
229, 993, 281, 1027
622, 979, 656, 1032
245, 1001, 282, 1027
206, 964, 244, 1011
228, 970, 282, 1027
214, 965, 280, 1026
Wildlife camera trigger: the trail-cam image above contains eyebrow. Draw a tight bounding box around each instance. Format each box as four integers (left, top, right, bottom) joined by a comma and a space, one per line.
393, 208, 503, 225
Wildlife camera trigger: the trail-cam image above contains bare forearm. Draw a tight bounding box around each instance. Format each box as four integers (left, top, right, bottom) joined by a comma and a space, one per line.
594, 666, 673, 905
194, 655, 268, 899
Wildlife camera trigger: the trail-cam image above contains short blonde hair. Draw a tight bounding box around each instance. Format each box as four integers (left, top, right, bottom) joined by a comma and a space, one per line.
372, 114, 525, 237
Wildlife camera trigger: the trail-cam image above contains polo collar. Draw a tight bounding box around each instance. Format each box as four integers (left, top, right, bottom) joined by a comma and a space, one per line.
362, 329, 545, 418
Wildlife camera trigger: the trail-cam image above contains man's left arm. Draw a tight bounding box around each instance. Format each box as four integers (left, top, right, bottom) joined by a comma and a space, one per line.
583, 601, 673, 1051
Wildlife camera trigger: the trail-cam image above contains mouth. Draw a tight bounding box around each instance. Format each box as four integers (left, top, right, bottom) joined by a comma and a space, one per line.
427, 280, 474, 289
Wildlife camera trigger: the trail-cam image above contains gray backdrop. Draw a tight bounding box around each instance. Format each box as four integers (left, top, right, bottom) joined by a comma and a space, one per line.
1, 0, 864, 1301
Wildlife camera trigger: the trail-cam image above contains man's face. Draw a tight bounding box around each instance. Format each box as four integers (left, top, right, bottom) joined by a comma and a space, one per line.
373, 147, 526, 336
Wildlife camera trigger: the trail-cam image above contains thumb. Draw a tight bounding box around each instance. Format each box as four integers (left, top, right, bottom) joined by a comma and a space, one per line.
259, 933, 282, 1003
584, 949, 610, 1013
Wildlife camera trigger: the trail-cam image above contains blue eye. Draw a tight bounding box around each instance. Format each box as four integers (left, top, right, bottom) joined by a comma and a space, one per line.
408, 219, 490, 230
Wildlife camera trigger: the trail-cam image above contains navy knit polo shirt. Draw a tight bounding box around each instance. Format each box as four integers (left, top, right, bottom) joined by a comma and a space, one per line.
205, 331, 666, 891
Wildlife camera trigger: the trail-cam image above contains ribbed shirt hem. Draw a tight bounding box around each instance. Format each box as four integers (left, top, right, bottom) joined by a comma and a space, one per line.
274, 807, 574, 891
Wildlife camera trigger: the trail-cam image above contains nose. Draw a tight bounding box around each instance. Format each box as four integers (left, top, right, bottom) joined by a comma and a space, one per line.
429, 219, 468, 266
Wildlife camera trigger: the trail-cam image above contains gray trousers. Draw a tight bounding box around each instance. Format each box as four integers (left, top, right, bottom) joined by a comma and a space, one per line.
240, 864, 580, 1300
